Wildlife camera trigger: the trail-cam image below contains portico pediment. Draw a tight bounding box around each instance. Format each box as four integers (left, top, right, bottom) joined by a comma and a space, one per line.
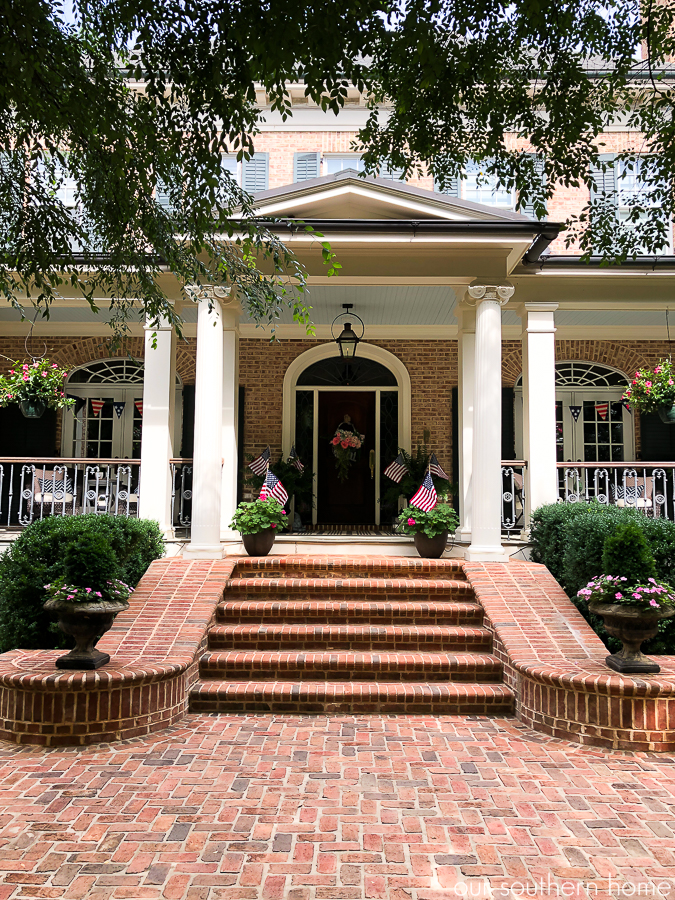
251, 169, 533, 223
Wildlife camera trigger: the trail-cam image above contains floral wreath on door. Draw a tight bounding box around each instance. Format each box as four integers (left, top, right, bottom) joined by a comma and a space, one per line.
330, 414, 365, 482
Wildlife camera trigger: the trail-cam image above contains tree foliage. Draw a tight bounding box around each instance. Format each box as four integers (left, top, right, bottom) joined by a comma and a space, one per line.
2, 0, 675, 341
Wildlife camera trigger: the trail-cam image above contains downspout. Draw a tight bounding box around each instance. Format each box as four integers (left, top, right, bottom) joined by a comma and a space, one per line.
521, 230, 560, 266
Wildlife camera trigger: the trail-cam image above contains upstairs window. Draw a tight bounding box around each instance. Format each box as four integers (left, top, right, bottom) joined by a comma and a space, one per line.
436, 156, 547, 219
324, 155, 365, 175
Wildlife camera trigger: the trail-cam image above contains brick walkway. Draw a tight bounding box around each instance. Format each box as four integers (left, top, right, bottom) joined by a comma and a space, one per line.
0, 714, 673, 900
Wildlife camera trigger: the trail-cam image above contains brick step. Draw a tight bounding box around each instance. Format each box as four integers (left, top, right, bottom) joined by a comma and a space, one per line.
232, 557, 467, 581
225, 578, 473, 602
199, 650, 503, 682
216, 599, 483, 625
189, 680, 514, 714
207, 623, 492, 652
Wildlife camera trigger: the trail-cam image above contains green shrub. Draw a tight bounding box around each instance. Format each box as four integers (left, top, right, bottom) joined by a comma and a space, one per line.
63, 532, 122, 591
601, 521, 657, 585
529, 502, 590, 587
0, 515, 164, 652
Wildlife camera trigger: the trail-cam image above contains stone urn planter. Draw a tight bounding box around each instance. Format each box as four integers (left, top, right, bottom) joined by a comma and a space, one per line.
658, 403, 675, 425
19, 398, 46, 419
44, 597, 130, 670
588, 600, 675, 673
242, 527, 276, 557
413, 531, 448, 559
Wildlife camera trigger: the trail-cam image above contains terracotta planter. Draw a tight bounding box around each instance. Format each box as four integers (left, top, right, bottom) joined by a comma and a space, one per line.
413, 531, 448, 559
44, 597, 130, 670
588, 600, 675, 674
19, 398, 46, 419
658, 403, 675, 425
242, 527, 276, 557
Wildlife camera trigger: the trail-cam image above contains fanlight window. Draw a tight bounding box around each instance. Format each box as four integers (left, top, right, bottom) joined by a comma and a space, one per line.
297, 357, 397, 387
68, 359, 145, 384
515, 361, 628, 389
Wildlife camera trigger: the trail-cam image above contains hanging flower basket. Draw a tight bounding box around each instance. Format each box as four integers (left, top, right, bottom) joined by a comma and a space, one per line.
330, 422, 364, 482
0, 359, 75, 417
623, 359, 675, 422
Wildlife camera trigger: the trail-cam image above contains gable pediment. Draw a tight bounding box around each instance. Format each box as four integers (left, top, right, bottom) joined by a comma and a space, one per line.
250, 169, 532, 223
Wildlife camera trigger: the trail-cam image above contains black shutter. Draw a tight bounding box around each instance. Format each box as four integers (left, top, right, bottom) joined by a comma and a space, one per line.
180, 385, 195, 458
639, 412, 675, 462
517, 154, 547, 219
502, 387, 516, 460
590, 153, 618, 205
451, 386, 460, 514
242, 154, 269, 192
294, 152, 320, 182
237, 385, 245, 505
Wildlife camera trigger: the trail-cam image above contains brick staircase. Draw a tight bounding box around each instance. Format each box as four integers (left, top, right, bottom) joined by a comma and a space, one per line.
189, 557, 515, 715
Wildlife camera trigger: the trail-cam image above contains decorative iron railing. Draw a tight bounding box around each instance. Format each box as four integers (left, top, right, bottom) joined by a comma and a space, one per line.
501, 461, 527, 537
0, 458, 141, 527
557, 462, 675, 518
170, 459, 193, 529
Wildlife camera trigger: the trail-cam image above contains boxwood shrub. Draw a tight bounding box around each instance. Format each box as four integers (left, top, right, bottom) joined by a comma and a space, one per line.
0, 515, 164, 653
530, 501, 675, 654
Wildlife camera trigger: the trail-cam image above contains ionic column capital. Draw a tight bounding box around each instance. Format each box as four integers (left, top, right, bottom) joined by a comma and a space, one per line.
465, 283, 515, 307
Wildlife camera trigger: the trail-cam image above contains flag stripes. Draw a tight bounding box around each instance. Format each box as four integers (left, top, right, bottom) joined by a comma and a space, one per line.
410, 472, 437, 512
249, 446, 271, 476
259, 469, 288, 506
429, 453, 448, 480
383, 452, 408, 483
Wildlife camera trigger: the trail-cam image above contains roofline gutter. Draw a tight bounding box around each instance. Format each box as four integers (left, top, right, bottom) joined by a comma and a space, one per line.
534, 254, 675, 270
261, 218, 562, 236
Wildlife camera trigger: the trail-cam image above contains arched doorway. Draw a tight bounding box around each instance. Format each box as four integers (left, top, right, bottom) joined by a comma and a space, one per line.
515, 361, 632, 462
63, 359, 183, 458
283, 344, 411, 526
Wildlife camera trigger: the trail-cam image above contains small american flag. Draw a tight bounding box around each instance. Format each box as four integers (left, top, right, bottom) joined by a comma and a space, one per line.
249, 446, 271, 476
595, 402, 609, 420
90, 399, 105, 417
289, 445, 305, 472
383, 452, 408, 483
429, 453, 448, 480
259, 469, 288, 506
410, 472, 437, 512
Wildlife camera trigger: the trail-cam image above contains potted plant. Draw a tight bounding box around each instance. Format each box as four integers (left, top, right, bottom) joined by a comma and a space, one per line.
397, 504, 459, 558
381, 440, 453, 524
578, 521, 675, 673
245, 454, 314, 530
0, 359, 75, 418
623, 358, 675, 424
230, 496, 288, 556
43, 532, 133, 670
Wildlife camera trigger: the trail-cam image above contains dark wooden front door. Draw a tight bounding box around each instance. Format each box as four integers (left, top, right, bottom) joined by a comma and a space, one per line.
317, 391, 376, 524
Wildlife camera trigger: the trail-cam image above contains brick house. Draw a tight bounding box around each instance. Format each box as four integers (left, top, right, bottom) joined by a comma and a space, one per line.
2, 94, 675, 559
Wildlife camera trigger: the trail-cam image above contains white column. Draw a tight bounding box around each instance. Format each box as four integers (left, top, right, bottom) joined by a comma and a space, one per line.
220, 305, 240, 540
457, 302, 476, 542
466, 284, 514, 562
184, 292, 225, 558
139, 315, 176, 535
519, 302, 559, 521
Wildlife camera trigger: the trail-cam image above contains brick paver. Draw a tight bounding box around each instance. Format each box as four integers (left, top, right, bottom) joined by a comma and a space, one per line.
0, 713, 673, 900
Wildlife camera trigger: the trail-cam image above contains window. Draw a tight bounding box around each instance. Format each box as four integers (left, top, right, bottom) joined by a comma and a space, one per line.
221, 156, 239, 182
324, 155, 365, 175
462, 162, 514, 208
591, 154, 671, 253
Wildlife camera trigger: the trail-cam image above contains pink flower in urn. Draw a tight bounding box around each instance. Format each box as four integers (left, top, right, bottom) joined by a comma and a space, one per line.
650, 599, 659, 607
407, 518, 416, 526
670, 380, 674, 386
22, 375, 28, 381
655, 366, 662, 374
615, 592, 623, 599
51, 364, 57, 368
271, 523, 277, 528
645, 381, 652, 387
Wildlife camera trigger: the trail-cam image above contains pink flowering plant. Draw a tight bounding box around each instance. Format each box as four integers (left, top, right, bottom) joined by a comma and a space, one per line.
0, 359, 75, 410
397, 504, 459, 538
44, 577, 134, 605
330, 426, 365, 482
579, 574, 675, 611
623, 358, 675, 414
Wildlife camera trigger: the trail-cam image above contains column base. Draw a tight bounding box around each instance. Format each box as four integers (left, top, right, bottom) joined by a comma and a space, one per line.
458, 527, 472, 542
464, 544, 511, 562
182, 544, 225, 560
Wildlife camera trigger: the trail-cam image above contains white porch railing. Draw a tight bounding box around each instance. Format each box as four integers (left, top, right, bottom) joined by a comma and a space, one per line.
0, 458, 141, 527
557, 462, 675, 517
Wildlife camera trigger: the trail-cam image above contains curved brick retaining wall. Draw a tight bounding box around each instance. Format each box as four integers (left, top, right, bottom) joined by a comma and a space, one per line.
465, 561, 675, 752
0, 558, 235, 746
